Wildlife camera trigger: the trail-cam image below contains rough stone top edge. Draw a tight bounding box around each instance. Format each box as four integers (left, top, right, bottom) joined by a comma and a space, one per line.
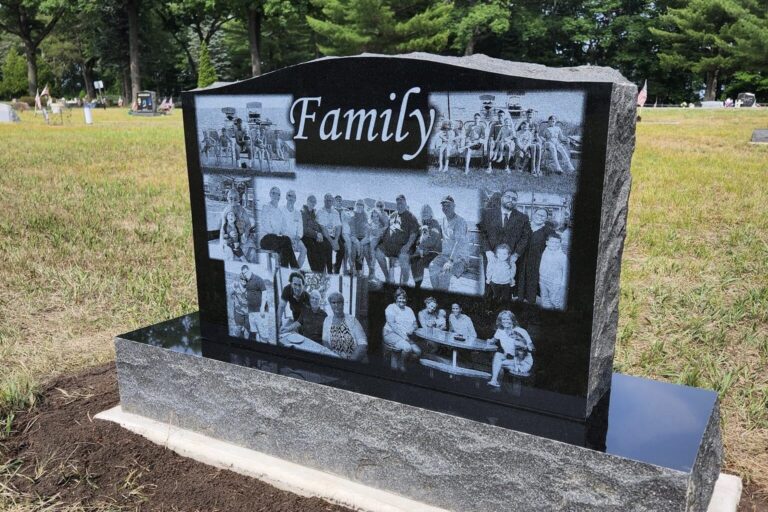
186, 53, 633, 94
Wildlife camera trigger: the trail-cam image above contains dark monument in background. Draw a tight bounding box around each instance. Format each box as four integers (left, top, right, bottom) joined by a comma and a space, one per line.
112, 54, 722, 511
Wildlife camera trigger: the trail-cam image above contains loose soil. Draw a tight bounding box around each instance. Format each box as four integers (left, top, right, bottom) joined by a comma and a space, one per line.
1, 363, 765, 511
0, 363, 351, 512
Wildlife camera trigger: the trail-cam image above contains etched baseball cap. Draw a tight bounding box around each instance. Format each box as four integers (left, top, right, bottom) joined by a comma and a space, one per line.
440, 195, 455, 205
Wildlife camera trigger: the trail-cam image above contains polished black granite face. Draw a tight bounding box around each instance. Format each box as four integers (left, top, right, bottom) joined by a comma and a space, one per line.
122, 313, 717, 473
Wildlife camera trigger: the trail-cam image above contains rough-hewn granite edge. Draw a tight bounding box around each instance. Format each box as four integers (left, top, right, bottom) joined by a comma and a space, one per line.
192, 53, 633, 92
586, 83, 637, 416
115, 337, 708, 512
687, 399, 724, 511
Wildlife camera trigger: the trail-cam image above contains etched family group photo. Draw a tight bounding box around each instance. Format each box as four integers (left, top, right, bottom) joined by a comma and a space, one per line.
198, 91, 581, 392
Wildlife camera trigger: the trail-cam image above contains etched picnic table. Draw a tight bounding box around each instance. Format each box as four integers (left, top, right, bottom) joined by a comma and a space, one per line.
413, 327, 496, 379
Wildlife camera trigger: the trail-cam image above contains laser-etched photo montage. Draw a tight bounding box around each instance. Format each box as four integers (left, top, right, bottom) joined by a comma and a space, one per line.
196, 94, 295, 174
203, 173, 258, 262
254, 169, 483, 296
276, 268, 363, 361
367, 284, 539, 394
426, 91, 584, 311
224, 256, 279, 343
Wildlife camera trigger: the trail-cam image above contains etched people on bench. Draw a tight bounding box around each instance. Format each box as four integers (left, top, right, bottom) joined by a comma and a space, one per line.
375, 194, 419, 285
513, 120, 534, 172
488, 310, 534, 387
278, 272, 310, 332
494, 117, 516, 173
283, 189, 306, 269
542, 115, 575, 174
382, 288, 421, 371
412, 204, 442, 290
260, 186, 299, 268
300, 195, 332, 272
281, 289, 326, 343
486, 110, 505, 174
219, 188, 256, 261
418, 296, 447, 331
436, 121, 455, 173
367, 200, 389, 269
316, 193, 344, 274
428, 195, 469, 291
348, 199, 372, 276
448, 303, 477, 340
335, 195, 353, 274
523, 109, 542, 176
463, 113, 487, 175
322, 292, 367, 361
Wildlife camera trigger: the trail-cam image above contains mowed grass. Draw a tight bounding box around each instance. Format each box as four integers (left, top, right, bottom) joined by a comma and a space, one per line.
616, 107, 768, 495
0, 107, 767, 499
0, 109, 196, 419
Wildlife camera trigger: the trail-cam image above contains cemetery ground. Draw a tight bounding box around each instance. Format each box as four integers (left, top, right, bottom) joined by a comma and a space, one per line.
0, 107, 766, 510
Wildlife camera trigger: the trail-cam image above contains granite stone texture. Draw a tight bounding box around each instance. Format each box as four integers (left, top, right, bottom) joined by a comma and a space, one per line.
116, 337, 718, 512
587, 82, 637, 416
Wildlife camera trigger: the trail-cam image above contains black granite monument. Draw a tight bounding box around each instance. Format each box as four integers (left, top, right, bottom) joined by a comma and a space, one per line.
113, 54, 722, 511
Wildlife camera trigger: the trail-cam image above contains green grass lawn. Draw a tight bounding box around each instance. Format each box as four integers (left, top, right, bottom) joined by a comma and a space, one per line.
1, 107, 767, 499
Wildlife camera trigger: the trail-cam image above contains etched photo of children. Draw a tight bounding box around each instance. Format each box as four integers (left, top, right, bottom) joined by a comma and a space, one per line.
485, 243, 515, 306
487, 310, 534, 387
539, 232, 568, 310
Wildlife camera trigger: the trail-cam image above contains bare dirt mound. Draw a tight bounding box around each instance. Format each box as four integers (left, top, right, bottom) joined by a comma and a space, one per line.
1, 363, 350, 511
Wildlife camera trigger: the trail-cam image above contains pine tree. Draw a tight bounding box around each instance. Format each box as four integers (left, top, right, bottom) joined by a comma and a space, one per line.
197, 41, 218, 88
0, 48, 29, 99
306, 0, 453, 55
649, 0, 757, 100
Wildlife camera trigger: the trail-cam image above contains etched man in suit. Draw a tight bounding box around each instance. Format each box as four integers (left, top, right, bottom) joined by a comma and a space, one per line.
477, 189, 531, 294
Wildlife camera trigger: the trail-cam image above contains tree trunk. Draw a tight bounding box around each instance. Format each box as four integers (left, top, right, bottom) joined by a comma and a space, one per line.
704, 69, 719, 101
464, 35, 476, 56
122, 68, 131, 102
247, 7, 262, 76
82, 63, 96, 101
126, 0, 142, 106
23, 42, 38, 96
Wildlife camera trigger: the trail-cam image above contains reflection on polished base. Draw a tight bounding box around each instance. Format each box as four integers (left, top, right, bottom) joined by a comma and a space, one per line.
115, 313, 722, 511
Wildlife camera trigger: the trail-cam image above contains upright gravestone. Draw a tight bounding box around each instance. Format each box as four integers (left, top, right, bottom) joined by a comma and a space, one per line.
112, 54, 722, 511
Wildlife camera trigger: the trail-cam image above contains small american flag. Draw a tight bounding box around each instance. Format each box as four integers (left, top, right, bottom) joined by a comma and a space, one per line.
41, 84, 50, 97
637, 80, 648, 108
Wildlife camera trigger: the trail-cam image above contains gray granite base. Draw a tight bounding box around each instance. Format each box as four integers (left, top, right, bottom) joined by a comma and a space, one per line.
116, 336, 721, 511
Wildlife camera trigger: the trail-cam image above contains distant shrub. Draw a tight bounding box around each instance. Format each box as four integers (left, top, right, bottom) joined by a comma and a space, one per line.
17, 95, 35, 107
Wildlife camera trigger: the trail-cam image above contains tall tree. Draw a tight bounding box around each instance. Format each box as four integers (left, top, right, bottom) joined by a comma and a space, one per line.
452, 0, 510, 56
0, 0, 69, 94
229, 0, 302, 77
650, 0, 754, 100
306, 0, 453, 55
126, 0, 141, 105
154, 0, 234, 80
197, 40, 218, 87
0, 46, 28, 98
